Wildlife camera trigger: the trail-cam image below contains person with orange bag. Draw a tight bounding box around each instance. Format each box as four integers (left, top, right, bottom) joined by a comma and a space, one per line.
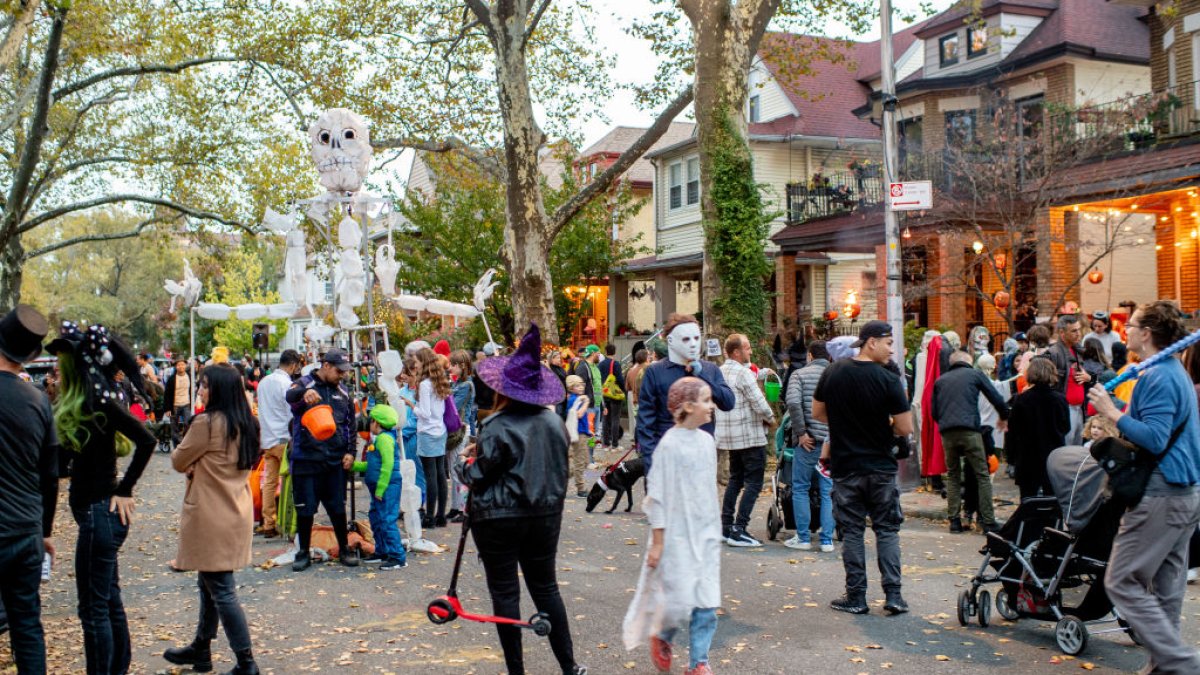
284, 349, 358, 571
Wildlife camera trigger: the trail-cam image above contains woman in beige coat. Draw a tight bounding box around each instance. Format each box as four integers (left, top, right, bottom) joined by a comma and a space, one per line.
163, 364, 262, 675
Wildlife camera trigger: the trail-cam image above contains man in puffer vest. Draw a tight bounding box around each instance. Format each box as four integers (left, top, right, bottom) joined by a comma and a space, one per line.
346, 404, 406, 570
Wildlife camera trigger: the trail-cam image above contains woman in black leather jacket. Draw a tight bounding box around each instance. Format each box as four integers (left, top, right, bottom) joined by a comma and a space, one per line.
457, 324, 585, 675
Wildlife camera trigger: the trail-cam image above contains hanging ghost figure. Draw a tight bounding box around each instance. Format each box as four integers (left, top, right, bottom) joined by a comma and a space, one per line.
309, 108, 373, 194
163, 259, 203, 313
375, 244, 398, 298
284, 229, 309, 311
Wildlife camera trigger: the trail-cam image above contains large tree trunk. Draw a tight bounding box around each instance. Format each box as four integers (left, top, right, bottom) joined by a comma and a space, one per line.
685, 0, 779, 341
475, 1, 559, 344
0, 236, 24, 312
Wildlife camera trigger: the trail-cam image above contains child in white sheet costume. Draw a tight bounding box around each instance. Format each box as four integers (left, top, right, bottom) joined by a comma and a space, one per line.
623, 377, 722, 675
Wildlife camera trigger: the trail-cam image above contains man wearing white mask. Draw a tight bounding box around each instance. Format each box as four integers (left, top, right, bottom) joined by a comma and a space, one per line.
635, 313, 735, 478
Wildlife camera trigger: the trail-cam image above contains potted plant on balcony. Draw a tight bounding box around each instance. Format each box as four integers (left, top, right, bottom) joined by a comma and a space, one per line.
848, 157, 879, 179
615, 320, 637, 337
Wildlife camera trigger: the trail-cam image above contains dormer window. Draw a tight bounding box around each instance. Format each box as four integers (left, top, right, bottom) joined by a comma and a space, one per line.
968, 26, 988, 58
939, 33, 960, 67
749, 94, 761, 123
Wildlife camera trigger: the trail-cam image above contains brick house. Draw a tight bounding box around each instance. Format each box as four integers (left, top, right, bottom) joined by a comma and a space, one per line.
771, 0, 1152, 340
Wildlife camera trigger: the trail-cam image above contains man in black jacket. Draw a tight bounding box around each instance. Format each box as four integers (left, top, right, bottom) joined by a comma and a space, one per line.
931, 350, 1010, 533
598, 344, 625, 449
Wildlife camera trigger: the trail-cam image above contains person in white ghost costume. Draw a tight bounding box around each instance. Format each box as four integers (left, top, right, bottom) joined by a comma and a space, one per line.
624, 377, 722, 675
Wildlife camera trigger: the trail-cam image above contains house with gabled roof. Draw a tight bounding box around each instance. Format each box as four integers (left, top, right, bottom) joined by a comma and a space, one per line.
607, 33, 895, 343
771, 0, 1153, 341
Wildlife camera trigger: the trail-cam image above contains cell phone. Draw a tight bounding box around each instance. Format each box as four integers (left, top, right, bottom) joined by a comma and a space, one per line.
41, 553, 52, 581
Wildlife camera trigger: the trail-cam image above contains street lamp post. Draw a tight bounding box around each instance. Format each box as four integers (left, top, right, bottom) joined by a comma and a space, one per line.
880, 0, 905, 371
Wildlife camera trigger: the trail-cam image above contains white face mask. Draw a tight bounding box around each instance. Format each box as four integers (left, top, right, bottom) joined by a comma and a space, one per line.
667, 322, 702, 365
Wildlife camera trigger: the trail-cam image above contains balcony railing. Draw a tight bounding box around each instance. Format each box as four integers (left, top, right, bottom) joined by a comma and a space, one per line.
786, 169, 886, 223
1046, 80, 1200, 158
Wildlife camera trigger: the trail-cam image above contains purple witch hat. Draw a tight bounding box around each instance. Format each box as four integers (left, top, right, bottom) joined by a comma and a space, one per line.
476, 323, 565, 407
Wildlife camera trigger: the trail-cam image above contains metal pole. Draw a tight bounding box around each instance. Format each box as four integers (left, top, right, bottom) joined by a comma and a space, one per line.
880, 0, 905, 370
189, 307, 196, 409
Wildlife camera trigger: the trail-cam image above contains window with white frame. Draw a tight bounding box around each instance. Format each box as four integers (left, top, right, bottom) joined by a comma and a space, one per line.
749, 94, 761, 123
1192, 34, 1200, 105
686, 158, 700, 205
669, 162, 683, 209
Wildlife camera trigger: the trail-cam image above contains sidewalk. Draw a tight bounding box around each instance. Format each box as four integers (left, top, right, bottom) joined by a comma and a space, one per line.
900, 469, 1022, 524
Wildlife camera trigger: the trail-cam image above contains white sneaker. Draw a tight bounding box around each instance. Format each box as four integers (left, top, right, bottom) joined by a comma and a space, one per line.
820, 543, 835, 553
1188, 568, 1199, 584
725, 527, 763, 548
783, 535, 812, 550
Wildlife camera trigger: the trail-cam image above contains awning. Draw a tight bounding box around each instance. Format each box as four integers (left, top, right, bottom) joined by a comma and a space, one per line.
614, 253, 704, 274
772, 208, 886, 253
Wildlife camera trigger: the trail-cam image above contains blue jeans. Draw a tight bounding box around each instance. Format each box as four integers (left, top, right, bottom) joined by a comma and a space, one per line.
73, 500, 131, 675
792, 447, 834, 545
367, 481, 404, 562
659, 607, 718, 669
0, 532, 46, 673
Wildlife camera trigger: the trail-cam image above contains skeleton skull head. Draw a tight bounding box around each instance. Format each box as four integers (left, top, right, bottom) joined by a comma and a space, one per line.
309, 108, 372, 193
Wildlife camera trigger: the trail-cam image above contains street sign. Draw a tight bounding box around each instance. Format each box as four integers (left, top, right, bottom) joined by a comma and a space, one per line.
887, 181, 932, 211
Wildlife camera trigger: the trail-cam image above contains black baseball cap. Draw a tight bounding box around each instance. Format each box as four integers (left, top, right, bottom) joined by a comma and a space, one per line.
1013, 331, 1028, 342
850, 320, 893, 348
322, 348, 353, 372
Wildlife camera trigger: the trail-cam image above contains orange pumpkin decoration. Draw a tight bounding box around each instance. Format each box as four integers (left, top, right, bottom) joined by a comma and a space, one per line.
993, 290, 1011, 309
1087, 269, 1104, 284
824, 310, 839, 321
845, 304, 862, 319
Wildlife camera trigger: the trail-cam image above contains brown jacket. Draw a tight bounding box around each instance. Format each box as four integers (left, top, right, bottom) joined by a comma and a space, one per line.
172, 413, 253, 572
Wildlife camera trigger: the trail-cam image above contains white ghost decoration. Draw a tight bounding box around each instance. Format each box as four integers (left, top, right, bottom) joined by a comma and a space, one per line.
263, 207, 299, 235
340, 278, 366, 308
309, 108, 372, 194
473, 268, 498, 311
335, 303, 360, 329
284, 230, 309, 310
339, 248, 365, 280
337, 216, 362, 250
305, 323, 336, 343
375, 244, 399, 298
163, 259, 203, 313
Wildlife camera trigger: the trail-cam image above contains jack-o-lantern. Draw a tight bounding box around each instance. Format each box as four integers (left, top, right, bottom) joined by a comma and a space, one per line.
823, 310, 839, 321
1087, 269, 1104, 284
844, 304, 862, 319
993, 290, 1011, 309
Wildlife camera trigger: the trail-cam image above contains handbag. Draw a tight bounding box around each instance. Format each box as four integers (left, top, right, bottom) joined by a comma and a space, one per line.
602, 360, 625, 401
443, 395, 463, 434
1089, 422, 1186, 509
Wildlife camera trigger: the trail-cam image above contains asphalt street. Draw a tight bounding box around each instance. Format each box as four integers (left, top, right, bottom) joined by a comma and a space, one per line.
4, 449, 1198, 674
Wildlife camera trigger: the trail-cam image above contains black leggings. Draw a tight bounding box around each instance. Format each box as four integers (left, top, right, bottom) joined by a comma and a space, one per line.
196, 571, 251, 653
421, 455, 449, 520
472, 514, 576, 674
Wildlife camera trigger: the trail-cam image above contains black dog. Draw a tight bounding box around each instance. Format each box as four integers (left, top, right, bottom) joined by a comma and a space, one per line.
585, 458, 645, 514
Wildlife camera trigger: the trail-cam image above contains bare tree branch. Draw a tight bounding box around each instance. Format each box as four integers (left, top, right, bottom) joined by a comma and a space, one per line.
249, 60, 307, 130
372, 135, 505, 180
22, 214, 178, 261
1, 6, 66, 246
523, 0, 552, 49
18, 194, 252, 235
52, 56, 241, 99
548, 84, 694, 239
0, 0, 37, 71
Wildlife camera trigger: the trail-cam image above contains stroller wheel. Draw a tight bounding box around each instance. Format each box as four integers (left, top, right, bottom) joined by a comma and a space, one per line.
977, 590, 991, 628
530, 612, 552, 637
1117, 617, 1142, 646
767, 506, 781, 541
1054, 615, 1088, 656
426, 598, 457, 625
995, 589, 1019, 621
957, 590, 973, 627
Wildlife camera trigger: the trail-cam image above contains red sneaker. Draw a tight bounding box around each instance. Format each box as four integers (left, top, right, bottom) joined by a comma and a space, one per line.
649, 636, 672, 673
685, 663, 713, 675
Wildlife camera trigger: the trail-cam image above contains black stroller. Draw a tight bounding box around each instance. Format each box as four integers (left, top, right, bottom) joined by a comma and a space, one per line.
766, 413, 824, 541
957, 445, 1135, 655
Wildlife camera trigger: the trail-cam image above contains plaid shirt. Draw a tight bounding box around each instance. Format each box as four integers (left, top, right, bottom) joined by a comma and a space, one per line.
715, 360, 776, 450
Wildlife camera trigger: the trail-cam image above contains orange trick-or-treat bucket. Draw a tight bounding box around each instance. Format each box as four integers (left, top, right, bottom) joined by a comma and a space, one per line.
302, 404, 337, 441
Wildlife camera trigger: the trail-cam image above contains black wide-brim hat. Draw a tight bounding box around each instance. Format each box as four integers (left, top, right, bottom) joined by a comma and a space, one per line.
476, 323, 565, 407
0, 305, 49, 363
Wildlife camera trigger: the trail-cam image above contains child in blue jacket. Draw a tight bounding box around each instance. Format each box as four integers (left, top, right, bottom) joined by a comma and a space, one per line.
346, 404, 406, 570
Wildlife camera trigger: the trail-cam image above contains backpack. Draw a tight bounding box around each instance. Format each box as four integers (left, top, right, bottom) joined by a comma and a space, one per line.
602, 360, 625, 401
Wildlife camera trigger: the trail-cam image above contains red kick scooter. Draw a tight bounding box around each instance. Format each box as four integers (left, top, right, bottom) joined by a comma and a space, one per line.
425, 497, 552, 636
